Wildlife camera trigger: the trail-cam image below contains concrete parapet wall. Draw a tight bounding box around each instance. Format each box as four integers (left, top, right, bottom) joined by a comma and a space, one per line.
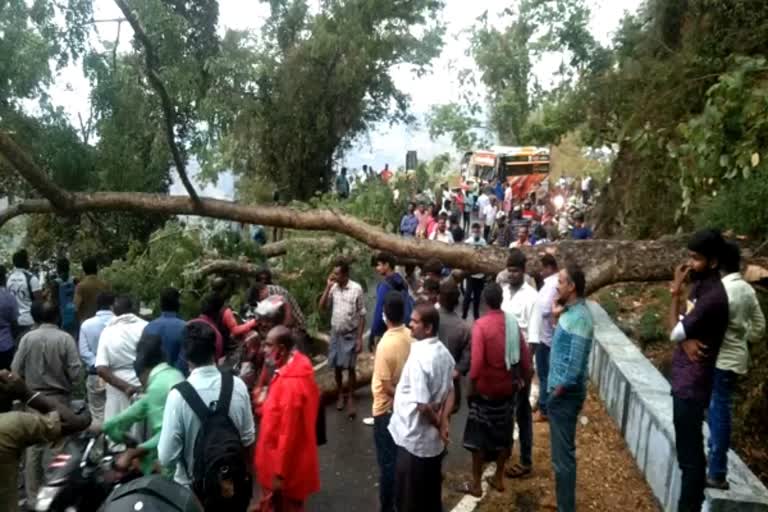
586, 301, 768, 511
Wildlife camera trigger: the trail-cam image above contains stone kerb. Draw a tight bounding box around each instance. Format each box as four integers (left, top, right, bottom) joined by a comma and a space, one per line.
586, 301, 768, 512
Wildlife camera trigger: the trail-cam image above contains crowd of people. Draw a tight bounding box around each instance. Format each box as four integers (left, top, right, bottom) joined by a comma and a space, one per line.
398, 176, 594, 250
0, 210, 763, 512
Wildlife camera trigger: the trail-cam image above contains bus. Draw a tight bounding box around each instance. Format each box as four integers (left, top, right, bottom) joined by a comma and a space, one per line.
460, 146, 551, 200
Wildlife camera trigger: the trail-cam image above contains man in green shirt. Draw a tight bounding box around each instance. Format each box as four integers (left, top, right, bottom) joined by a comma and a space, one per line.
103, 333, 184, 475
707, 241, 766, 488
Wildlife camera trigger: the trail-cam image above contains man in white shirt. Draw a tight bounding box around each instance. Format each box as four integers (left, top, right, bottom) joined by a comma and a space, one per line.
429, 214, 454, 244
476, 189, 490, 219
6, 250, 42, 339
95, 295, 147, 427
500, 249, 540, 479
707, 241, 766, 488
389, 303, 455, 512
482, 197, 498, 241
158, 321, 254, 496
78, 292, 115, 426
534, 254, 560, 422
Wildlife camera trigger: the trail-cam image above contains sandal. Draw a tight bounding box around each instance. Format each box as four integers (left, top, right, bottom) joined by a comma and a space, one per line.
504, 463, 532, 479
455, 481, 482, 498
485, 476, 505, 492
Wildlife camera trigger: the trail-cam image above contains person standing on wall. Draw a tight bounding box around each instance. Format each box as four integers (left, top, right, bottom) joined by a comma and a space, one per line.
706, 241, 765, 490
668, 230, 729, 512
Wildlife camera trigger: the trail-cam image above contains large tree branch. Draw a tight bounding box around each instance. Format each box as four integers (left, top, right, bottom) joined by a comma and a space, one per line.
0, 192, 705, 293
112, 0, 200, 204
0, 134, 74, 210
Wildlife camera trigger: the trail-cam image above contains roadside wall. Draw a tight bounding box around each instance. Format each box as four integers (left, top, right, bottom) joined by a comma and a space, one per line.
587, 302, 768, 512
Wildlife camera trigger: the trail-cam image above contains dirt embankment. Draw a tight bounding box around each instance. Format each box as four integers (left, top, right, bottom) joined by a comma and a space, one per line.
594, 283, 768, 485
445, 386, 659, 512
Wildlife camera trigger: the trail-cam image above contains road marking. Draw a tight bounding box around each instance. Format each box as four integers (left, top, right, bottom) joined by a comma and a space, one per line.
449, 382, 541, 512
450, 464, 497, 512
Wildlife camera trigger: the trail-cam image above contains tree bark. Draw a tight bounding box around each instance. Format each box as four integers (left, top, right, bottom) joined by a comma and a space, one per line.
1, 134, 764, 294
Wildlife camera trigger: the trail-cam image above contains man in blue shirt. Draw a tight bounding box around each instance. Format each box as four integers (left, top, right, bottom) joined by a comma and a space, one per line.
143, 288, 187, 374
79, 291, 115, 426
571, 212, 593, 240
548, 263, 594, 512
399, 203, 419, 237
0, 266, 19, 371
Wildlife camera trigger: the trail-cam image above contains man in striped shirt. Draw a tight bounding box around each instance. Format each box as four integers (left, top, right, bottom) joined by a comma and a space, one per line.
547, 263, 594, 512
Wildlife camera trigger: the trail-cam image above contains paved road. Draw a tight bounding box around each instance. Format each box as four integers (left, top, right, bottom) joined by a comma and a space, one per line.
308, 385, 470, 511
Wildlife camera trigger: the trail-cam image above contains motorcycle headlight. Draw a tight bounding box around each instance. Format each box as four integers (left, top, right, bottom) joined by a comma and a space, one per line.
35, 485, 60, 511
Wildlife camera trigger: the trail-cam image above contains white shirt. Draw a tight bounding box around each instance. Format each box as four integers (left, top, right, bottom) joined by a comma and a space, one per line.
465, 236, 487, 278
6, 268, 42, 326
476, 194, 490, 214
158, 365, 255, 486
429, 229, 454, 244
717, 273, 766, 374
501, 282, 541, 344
389, 337, 455, 458
536, 274, 560, 346
483, 204, 498, 226
581, 176, 592, 192
95, 313, 148, 421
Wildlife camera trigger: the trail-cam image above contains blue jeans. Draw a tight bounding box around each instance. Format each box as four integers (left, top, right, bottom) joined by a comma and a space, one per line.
374, 413, 397, 512
549, 388, 586, 512
707, 368, 737, 481
536, 345, 551, 415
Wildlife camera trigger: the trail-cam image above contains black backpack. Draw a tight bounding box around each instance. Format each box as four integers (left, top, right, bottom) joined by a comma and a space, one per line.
174, 371, 251, 509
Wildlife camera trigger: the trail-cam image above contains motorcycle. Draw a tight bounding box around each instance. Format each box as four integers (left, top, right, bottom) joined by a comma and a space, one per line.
35, 431, 142, 512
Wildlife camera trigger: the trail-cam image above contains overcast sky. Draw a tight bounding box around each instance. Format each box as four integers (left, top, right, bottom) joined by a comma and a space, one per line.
49, 0, 643, 198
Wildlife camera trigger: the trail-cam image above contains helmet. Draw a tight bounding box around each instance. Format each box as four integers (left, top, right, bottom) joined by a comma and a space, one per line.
255, 294, 286, 319
101, 476, 203, 512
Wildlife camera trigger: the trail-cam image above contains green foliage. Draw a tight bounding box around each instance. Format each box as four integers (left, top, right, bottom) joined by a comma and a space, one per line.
101, 223, 207, 317
694, 172, 768, 238
100, 221, 266, 318
585, 0, 768, 237
427, 103, 489, 151
675, 56, 768, 222
276, 236, 374, 333
637, 309, 665, 345
596, 293, 620, 319
429, 0, 602, 150
212, 0, 446, 200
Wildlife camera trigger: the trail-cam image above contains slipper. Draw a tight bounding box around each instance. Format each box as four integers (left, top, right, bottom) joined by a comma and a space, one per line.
485, 476, 505, 493
504, 463, 532, 479
706, 478, 730, 490
455, 482, 482, 498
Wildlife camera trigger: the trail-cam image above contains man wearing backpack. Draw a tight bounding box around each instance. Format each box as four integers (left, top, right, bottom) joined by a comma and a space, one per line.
158, 321, 255, 511
6, 249, 42, 341
255, 326, 320, 511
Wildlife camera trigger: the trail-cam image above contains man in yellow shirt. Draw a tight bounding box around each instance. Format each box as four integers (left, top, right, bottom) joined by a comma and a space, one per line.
371, 291, 412, 512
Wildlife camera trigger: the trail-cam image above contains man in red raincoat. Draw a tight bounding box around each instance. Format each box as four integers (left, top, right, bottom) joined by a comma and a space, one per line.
254, 326, 320, 511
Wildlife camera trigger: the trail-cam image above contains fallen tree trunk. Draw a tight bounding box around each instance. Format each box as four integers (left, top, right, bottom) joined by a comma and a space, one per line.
1, 133, 765, 294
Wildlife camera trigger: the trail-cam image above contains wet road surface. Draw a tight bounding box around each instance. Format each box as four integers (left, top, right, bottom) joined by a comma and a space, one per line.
308, 385, 470, 511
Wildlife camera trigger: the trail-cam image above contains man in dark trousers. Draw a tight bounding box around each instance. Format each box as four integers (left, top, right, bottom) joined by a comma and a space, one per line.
668, 229, 729, 512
